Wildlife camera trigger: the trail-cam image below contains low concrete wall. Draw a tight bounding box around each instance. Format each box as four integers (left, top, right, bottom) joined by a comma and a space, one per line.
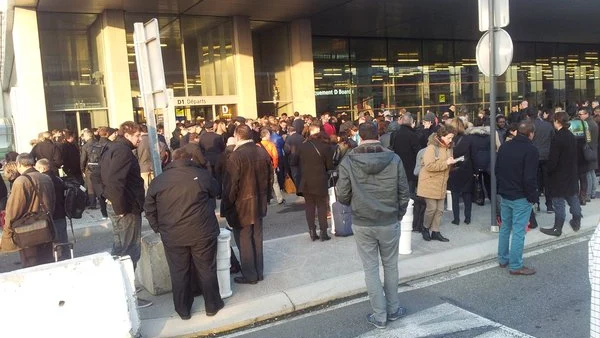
0, 252, 139, 337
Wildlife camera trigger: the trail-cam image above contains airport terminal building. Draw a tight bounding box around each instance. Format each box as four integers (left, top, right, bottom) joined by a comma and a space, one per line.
1, 0, 599, 152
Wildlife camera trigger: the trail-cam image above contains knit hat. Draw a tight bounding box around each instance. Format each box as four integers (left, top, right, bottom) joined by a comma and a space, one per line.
423, 112, 436, 122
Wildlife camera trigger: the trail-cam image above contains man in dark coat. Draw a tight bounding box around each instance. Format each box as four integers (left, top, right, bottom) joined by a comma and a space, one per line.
184, 133, 210, 169
145, 148, 224, 320
30, 131, 62, 174
584, 109, 599, 200
100, 122, 145, 267
225, 124, 272, 284
199, 121, 226, 177
292, 111, 305, 135
60, 130, 83, 184
0, 153, 55, 267
35, 159, 69, 260
391, 113, 421, 195
80, 129, 99, 208
283, 126, 304, 186
295, 125, 334, 241
540, 111, 582, 237
575, 108, 592, 205
496, 121, 539, 276
529, 108, 555, 212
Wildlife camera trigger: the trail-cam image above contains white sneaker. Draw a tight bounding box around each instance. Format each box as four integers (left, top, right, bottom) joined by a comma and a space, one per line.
136, 298, 153, 308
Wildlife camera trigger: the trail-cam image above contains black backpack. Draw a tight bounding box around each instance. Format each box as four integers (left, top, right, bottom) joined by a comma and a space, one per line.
64, 179, 86, 220
87, 142, 108, 175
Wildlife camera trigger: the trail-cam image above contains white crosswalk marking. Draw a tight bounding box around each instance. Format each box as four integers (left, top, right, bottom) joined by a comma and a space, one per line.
357, 303, 535, 338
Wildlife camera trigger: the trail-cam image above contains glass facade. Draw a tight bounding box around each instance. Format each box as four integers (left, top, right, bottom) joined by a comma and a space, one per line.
313, 36, 600, 118
125, 15, 236, 122
38, 12, 109, 132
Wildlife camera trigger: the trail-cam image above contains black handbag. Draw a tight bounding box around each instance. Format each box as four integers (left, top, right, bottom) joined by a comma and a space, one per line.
473, 172, 485, 206
11, 175, 54, 248
582, 120, 597, 162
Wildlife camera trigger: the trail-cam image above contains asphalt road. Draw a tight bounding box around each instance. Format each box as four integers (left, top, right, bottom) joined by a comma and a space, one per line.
220, 238, 592, 338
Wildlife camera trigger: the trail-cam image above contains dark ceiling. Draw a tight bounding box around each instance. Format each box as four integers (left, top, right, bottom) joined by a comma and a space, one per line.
15, 0, 600, 43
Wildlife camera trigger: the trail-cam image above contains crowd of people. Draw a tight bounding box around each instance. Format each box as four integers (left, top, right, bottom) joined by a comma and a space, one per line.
0, 99, 599, 324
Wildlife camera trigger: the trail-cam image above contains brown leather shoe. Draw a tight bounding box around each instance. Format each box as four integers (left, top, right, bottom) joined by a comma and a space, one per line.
509, 267, 536, 276
499, 262, 508, 268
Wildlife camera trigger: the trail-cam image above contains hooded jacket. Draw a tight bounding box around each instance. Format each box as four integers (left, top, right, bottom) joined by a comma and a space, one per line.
336, 141, 409, 227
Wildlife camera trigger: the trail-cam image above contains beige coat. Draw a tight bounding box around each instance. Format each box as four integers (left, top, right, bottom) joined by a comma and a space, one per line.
0, 169, 55, 252
417, 135, 453, 200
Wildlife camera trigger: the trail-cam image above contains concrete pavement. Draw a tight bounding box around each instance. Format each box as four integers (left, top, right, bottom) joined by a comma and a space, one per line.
135, 195, 600, 338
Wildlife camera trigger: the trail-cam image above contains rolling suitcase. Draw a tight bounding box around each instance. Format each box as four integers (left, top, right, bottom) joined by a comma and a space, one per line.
332, 201, 353, 237
53, 242, 74, 262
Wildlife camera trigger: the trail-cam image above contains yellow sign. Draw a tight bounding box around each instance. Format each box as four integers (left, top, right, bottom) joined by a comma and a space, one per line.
439, 94, 446, 103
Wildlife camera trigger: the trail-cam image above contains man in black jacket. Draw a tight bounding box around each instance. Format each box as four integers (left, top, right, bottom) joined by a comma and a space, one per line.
101, 121, 145, 265
61, 130, 83, 184
224, 124, 272, 284
80, 129, 98, 208
145, 148, 224, 320
540, 111, 582, 237
391, 113, 421, 195
496, 121, 539, 276
283, 126, 304, 186
199, 121, 225, 178
30, 131, 62, 174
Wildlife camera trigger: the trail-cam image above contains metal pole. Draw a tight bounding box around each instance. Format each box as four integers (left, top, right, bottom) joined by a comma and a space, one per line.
488, 0, 498, 232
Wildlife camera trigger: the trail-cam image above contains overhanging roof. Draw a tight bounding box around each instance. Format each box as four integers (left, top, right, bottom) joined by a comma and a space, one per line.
12, 0, 600, 43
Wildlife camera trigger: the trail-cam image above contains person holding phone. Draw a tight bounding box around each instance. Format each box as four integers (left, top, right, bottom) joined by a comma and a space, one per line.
447, 118, 474, 225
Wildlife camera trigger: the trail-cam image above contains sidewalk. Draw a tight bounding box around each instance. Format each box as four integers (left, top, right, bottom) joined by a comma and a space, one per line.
137, 196, 600, 338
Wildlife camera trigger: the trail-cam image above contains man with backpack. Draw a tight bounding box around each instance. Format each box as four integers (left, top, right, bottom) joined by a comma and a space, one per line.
81, 128, 111, 218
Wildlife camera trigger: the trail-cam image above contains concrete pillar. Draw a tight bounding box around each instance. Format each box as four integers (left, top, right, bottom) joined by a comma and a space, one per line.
290, 20, 317, 116
101, 10, 134, 127
11, 8, 47, 152
232, 16, 258, 119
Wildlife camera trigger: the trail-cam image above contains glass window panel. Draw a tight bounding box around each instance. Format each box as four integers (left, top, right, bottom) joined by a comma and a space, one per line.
314, 62, 352, 114
313, 37, 349, 62
422, 40, 453, 64
125, 15, 185, 97
182, 16, 235, 97
38, 13, 106, 112
350, 38, 387, 62
388, 39, 421, 66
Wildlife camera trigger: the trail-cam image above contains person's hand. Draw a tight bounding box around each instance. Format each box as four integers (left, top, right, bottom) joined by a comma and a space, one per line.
446, 157, 456, 165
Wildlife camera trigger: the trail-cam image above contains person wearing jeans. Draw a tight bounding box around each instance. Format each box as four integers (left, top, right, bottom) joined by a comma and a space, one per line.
496, 121, 539, 276
541, 111, 583, 237
336, 122, 410, 329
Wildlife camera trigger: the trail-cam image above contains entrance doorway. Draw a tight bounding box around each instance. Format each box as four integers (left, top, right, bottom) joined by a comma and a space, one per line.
47, 109, 109, 136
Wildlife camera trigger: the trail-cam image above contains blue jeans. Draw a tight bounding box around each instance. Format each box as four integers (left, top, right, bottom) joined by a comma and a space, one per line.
587, 170, 598, 198
498, 198, 531, 271
352, 222, 401, 323
552, 195, 582, 227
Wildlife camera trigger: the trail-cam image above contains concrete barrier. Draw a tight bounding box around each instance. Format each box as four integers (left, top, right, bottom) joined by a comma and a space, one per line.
0, 252, 140, 338
137, 230, 233, 299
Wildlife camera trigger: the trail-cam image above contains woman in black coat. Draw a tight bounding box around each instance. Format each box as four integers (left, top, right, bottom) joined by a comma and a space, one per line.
447, 118, 474, 225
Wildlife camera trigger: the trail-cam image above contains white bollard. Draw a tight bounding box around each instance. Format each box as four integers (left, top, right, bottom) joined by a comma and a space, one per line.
446, 190, 452, 211
399, 199, 414, 255
217, 228, 233, 299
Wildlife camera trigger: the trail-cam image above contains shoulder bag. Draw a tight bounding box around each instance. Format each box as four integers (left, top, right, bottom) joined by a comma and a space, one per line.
11, 175, 54, 248
582, 120, 597, 162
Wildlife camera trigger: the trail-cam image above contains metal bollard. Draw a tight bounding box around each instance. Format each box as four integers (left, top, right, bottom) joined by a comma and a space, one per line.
399, 199, 414, 255
446, 190, 452, 211
217, 228, 233, 298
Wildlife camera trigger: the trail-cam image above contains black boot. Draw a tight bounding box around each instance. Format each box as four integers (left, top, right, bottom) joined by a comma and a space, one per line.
431, 231, 450, 242
570, 217, 581, 232
421, 228, 431, 241
320, 230, 331, 241
540, 223, 563, 237
309, 229, 319, 241
451, 219, 459, 225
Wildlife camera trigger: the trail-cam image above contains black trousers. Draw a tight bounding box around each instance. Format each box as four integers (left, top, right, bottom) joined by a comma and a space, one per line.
579, 172, 589, 203
233, 220, 264, 282
412, 196, 426, 231
303, 193, 328, 234
163, 239, 223, 318
451, 191, 473, 221
538, 160, 552, 208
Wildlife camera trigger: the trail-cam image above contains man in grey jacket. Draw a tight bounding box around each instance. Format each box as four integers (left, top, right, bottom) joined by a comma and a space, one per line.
336, 122, 410, 329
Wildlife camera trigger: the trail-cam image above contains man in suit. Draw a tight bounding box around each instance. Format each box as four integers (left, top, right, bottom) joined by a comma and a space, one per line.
199, 121, 226, 179
0, 153, 56, 267
295, 125, 334, 241
225, 124, 272, 284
